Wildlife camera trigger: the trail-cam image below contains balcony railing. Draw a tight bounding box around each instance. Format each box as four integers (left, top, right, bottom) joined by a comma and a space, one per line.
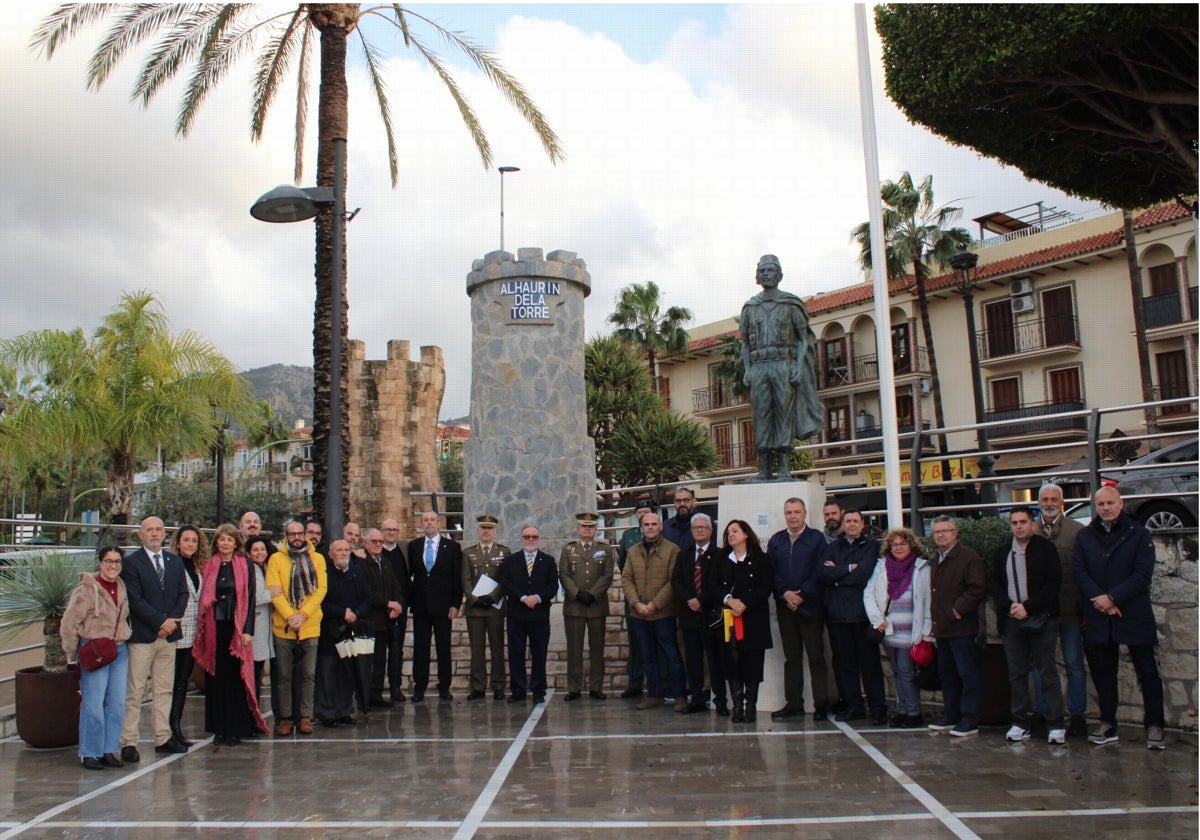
714, 442, 758, 471
977, 315, 1079, 360
855, 421, 932, 453
984, 400, 1086, 436
1154, 383, 1196, 417
1144, 287, 1198, 329
852, 346, 929, 383
692, 384, 748, 413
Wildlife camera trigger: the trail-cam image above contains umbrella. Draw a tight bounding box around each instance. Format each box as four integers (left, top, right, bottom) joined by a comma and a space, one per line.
335, 620, 375, 720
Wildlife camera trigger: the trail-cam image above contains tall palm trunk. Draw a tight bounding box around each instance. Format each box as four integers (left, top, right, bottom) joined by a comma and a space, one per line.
1123, 211, 1160, 447
309, 8, 353, 526
108, 449, 137, 526
912, 257, 950, 456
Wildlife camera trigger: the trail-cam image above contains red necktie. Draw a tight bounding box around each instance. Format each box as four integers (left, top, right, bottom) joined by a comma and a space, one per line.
693, 548, 703, 593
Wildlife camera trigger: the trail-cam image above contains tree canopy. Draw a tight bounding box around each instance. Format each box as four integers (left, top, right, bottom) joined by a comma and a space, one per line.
875, 4, 1198, 209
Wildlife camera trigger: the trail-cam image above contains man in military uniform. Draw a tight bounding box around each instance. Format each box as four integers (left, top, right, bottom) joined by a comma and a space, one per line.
561, 513, 617, 701
617, 498, 658, 698
461, 515, 510, 701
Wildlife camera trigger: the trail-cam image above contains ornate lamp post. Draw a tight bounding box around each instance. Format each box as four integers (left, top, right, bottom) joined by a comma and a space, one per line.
950, 244, 996, 510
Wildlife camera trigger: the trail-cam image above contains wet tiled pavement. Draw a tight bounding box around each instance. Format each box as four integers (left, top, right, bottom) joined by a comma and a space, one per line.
0, 692, 1195, 839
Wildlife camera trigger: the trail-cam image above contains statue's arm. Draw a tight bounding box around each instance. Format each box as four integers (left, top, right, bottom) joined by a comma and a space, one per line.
739, 308, 752, 385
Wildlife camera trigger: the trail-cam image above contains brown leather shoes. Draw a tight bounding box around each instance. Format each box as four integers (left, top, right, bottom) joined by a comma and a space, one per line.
298, 717, 314, 735
274, 719, 294, 737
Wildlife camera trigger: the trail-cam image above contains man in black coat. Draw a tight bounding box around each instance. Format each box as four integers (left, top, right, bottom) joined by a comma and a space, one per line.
120, 516, 189, 762
670, 512, 727, 715
1074, 486, 1165, 749
406, 511, 462, 702
361, 528, 405, 707
991, 506, 1063, 744
499, 525, 559, 704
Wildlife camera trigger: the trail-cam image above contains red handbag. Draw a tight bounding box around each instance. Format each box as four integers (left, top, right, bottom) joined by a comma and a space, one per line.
78, 637, 118, 671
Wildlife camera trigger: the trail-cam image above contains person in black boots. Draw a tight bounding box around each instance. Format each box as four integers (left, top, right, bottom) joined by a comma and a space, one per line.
716, 520, 773, 723
168, 524, 208, 747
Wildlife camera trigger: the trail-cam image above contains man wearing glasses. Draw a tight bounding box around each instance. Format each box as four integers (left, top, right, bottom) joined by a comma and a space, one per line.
361, 529, 405, 707
378, 518, 411, 702
500, 527, 559, 704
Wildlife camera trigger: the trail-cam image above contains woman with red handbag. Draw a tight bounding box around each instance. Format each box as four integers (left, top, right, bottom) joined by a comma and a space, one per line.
716, 520, 774, 723
62, 545, 133, 770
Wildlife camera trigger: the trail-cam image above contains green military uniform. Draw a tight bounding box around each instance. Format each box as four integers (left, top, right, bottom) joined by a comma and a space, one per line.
561, 515, 617, 696
462, 531, 510, 697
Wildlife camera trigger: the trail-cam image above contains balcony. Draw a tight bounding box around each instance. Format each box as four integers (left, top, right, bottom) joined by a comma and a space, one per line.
984, 400, 1086, 437
977, 315, 1079, 360
1144, 287, 1198, 329
852, 347, 929, 383
693, 384, 748, 413
1154, 382, 1197, 419
714, 442, 758, 471
855, 421, 933, 453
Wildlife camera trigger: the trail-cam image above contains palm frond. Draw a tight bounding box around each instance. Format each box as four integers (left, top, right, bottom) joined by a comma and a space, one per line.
294, 23, 314, 184
400, 28, 492, 168
132, 5, 227, 106
358, 32, 399, 186
0, 552, 94, 637
176, 6, 258, 137
251, 8, 306, 142
87, 4, 202, 91
28, 3, 117, 59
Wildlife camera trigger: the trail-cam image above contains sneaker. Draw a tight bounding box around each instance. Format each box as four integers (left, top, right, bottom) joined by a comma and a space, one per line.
1089, 724, 1119, 745
1047, 728, 1067, 745
1005, 725, 1031, 742
1146, 726, 1165, 750
928, 716, 955, 732
949, 722, 978, 738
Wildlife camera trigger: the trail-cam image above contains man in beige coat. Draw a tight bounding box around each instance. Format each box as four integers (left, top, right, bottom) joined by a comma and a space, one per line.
620, 513, 686, 710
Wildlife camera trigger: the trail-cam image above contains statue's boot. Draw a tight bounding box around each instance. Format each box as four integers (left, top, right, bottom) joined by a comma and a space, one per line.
757, 452, 773, 482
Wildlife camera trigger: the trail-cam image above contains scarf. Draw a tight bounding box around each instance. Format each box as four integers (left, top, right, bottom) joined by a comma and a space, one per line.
884, 551, 917, 602
287, 545, 319, 609
192, 554, 268, 734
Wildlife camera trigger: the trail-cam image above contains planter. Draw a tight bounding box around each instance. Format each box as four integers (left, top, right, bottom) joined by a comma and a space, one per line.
15, 665, 80, 748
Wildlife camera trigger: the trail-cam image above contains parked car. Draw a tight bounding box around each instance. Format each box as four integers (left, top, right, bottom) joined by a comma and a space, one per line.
1098, 438, 1198, 530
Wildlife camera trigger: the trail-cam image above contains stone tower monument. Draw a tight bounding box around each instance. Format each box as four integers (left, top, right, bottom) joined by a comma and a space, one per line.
463, 248, 596, 553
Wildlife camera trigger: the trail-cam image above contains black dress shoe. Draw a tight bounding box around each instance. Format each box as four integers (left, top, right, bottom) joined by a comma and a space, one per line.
564, 691, 582, 702
81, 756, 104, 771
320, 718, 339, 728
835, 709, 866, 723
172, 732, 195, 747
411, 691, 425, 703
533, 693, 546, 704
120, 746, 140, 764
620, 686, 644, 699
225, 736, 241, 746
686, 701, 706, 713
438, 689, 453, 701
338, 716, 356, 725
213, 735, 227, 745
715, 703, 731, 717
393, 691, 407, 703
467, 690, 486, 701
493, 689, 506, 701
100, 752, 124, 768
589, 691, 607, 700
812, 709, 828, 722
870, 711, 889, 726
507, 692, 527, 703
155, 738, 188, 754
771, 703, 801, 720
370, 695, 393, 708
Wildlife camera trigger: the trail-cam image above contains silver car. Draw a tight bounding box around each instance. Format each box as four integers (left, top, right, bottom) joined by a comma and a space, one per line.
1100, 437, 1198, 530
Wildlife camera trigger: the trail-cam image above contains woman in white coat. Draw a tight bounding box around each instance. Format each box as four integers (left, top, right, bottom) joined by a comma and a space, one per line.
864, 527, 932, 727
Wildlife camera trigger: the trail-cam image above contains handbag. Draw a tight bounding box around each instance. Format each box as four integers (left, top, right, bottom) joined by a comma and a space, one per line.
78, 637, 119, 671
1019, 613, 1050, 634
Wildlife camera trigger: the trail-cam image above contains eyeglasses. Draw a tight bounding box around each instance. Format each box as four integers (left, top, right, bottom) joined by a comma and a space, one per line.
366, 538, 383, 544
931, 529, 956, 536
100, 559, 122, 566
521, 534, 540, 541
383, 527, 400, 532
285, 531, 305, 537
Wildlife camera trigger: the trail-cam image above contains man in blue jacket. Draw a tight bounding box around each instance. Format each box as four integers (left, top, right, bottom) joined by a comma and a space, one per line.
768, 497, 831, 721
818, 509, 885, 725
1074, 486, 1165, 749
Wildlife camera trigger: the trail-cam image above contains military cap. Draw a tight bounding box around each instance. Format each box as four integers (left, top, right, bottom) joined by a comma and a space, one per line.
476, 514, 499, 526
576, 513, 600, 526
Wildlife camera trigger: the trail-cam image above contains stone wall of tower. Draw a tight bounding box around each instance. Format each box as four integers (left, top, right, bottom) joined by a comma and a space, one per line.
348, 339, 445, 531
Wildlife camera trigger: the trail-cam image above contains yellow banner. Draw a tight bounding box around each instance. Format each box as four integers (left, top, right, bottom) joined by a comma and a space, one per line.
865, 457, 980, 488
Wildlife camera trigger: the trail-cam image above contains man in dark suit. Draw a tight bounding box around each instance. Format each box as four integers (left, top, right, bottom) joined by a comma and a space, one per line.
671, 512, 727, 715
379, 518, 411, 702
361, 528, 405, 707
120, 516, 189, 762
500, 525, 559, 703
406, 510, 462, 702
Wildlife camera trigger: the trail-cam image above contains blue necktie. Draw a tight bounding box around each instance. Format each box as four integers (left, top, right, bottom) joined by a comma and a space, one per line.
425, 539, 435, 572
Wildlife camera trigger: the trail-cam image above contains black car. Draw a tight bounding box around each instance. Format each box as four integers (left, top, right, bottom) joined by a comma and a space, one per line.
1100, 438, 1198, 530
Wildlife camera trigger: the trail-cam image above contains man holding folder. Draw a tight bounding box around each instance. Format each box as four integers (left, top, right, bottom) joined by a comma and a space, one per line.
461, 515, 510, 701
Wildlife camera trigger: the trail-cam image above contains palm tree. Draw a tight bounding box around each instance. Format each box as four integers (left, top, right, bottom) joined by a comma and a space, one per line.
609, 409, 717, 488
32, 4, 564, 525
2, 292, 254, 525
607, 282, 693, 395
584, 335, 659, 490
851, 172, 971, 454
244, 399, 291, 485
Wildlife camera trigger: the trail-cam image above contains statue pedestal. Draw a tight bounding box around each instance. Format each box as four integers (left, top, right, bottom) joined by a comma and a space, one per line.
716, 481, 829, 714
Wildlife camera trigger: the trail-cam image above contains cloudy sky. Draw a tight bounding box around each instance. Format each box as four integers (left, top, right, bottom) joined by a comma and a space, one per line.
1, 3, 1105, 418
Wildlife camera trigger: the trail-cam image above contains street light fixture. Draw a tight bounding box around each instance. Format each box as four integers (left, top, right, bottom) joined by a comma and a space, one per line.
950, 243, 996, 511
499, 165, 520, 251
250, 137, 348, 540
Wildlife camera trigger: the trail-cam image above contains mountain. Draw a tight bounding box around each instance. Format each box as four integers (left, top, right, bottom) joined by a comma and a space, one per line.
241, 364, 314, 427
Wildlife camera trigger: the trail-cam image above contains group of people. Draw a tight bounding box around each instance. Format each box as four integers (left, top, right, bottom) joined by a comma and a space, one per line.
60, 480, 1167, 769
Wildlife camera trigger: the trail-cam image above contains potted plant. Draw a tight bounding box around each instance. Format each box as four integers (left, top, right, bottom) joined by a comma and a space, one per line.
0, 549, 94, 747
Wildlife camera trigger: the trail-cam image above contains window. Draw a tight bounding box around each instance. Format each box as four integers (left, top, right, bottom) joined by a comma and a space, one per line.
990, 377, 1021, 411
826, 405, 850, 455
711, 423, 732, 469
1041, 286, 1077, 347
822, 337, 849, 386
1148, 263, 1178, 297
896, 394, 914, 426
707, 363, 727, 409
1047, 367, 1082, 405
892, 324, 911, 373
1156, 350, 1191, 415
739, 418, 757, 467
983, 299, 1015, 357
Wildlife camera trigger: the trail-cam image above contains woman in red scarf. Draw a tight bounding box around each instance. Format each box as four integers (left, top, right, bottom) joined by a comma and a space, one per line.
193, 524, 268, 745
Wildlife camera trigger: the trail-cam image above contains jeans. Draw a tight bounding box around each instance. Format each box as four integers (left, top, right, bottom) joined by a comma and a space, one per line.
79, 642, 128, 758
1085, 642, 1165, 729
1003, 617, 1064, 727
936, 635, 980, 728
884, 644, 921, 716
1034, 620, 1087, 718
632, 617, 685, 699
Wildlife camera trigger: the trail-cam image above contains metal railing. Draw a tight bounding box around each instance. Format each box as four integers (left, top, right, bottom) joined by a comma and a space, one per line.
691, 384, 747, 413
713, 442, 759, 471
853, 346, 929, 382
977, 315, 1079, 359
855, 422, 932, 453
984, 400, 1087, 436
1144, 287, 1198, 329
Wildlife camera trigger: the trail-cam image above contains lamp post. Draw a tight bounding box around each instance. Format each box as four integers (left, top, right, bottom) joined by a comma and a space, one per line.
950, 244, 996, 511
499, 165, 520, 251
251, 136, 347, 541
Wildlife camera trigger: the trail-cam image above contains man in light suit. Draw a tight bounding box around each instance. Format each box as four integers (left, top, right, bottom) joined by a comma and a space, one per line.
406, 510, 462, 702
500, 526, 559, 704
120, 516, 189, 762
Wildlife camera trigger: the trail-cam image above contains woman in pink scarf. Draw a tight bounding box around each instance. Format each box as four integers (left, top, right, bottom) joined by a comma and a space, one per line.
193, 524, 268, 744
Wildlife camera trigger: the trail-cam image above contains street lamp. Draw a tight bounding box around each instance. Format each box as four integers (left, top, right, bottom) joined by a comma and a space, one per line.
499, 165, 520, 251
950, 243, 996, 511
251, 136, 348, 541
